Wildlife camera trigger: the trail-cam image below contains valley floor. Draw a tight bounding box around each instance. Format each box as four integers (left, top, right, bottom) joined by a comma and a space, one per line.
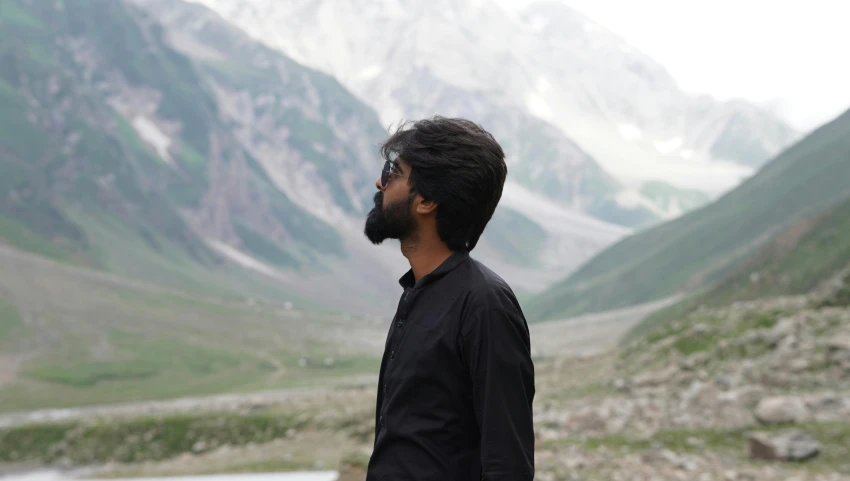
3, 293, 850, 481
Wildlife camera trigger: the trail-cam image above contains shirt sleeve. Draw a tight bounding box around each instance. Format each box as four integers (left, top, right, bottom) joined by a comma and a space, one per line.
460, 299, 535, 481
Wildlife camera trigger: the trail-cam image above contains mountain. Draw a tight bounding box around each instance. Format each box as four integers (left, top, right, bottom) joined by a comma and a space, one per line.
135, 0, 633, 291
527, 107, 850, 321
0, 0, 405, 314
515, 1, 798, 187
0, 0, 629, 317
637, 181, 712, 220
183, 0, 651, 227
189, 0, 798, 224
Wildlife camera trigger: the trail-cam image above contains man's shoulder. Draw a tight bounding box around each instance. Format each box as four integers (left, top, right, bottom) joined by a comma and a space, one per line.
459, 256, 522, 313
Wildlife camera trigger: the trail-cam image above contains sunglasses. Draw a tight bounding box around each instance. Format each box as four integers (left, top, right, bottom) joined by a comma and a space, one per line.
381, 159, 409, 187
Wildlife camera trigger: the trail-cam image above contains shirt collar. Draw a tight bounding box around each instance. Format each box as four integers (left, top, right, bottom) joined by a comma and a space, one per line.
398, 249, 469, 290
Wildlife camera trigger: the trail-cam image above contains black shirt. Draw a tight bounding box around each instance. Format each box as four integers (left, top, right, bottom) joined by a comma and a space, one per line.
366, 250, 535, 481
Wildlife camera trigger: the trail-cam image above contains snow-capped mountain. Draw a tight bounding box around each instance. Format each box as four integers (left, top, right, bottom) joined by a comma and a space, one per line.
119, 0, 632, 300
188, 0, 798, 205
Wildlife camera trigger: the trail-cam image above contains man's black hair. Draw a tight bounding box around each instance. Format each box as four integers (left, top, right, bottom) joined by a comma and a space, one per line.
380, 116, 507, 252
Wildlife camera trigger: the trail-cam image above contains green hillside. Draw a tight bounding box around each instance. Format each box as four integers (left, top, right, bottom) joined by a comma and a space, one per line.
629, 193, 850, 340
528, 107, 850, 321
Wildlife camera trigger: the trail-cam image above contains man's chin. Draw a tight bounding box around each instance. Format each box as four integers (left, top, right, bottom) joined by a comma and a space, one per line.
364, 219, 386, 245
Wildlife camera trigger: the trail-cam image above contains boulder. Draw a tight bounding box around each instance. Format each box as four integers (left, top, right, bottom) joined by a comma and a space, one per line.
765, 317, 797, 347
566, 411, 607, 432
754, 396, 809, 424
788, 358, 810, 373
826, 334, 850, 363
612, 378, 631, 393
748, 430, 820, 461
681, 353, 709, 371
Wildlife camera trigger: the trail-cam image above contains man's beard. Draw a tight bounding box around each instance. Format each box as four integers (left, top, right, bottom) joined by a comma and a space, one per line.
364, 191, 415, 245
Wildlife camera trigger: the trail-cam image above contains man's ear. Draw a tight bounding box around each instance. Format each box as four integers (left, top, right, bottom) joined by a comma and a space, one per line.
415, 195, 438, 215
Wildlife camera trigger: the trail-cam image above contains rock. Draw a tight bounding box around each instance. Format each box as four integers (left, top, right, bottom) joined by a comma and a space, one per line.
788, 358, 810, 372
754, 396, 810, 424
192, 440, 207, 453
633, 364, 679, 387
748, 430, 821, 461
827, 334, 850, 364
690, 323, 713, 336
722, 469, 739, 480
612, 378, 631, 393
760, 370, 793, 388
714, 374, 734, 390
659, 449, 697, 471
826, 333, 850, 352
566, 411, 607, 432
776, 334, 799, 353
681, 353, 709, 371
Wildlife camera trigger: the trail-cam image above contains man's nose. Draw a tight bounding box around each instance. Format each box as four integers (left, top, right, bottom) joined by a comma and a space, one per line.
375, 176, 383, 191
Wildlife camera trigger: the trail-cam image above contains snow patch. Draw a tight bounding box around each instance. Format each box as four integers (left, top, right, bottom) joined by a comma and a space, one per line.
536, 75, 552, 94
356, 64, 383, 82
526, 92, 554, 121
654, 137, 683, 154
500, 181, 630, 241
614, 189, 644, 209
206, 239, 292, 283
666, 197, 683, 218
528, 15, 548, 32
617, 123, 643, 141
132, 116, 173, 164
615, 189, 668, 218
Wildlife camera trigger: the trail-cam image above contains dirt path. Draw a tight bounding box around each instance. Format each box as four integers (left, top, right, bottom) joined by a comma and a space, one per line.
0, 375, 377, 429
529, 296, 679, 357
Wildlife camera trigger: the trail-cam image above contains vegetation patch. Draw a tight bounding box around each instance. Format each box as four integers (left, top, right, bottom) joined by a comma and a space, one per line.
24, 333, 244, 388
0, 412, 310, 465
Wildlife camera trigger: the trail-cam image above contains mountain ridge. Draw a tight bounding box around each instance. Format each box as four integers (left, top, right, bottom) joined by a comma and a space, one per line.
527, 106, 850, 321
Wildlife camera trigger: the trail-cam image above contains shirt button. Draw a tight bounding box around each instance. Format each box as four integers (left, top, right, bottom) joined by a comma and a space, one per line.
390, 350, 395, 359
396, 320, 403, 328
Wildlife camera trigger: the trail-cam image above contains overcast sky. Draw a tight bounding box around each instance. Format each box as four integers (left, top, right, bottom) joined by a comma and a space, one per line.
496, 0, 850, 132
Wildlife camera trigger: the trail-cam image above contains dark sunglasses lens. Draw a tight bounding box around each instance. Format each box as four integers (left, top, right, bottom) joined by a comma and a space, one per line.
381, 160, 390, 186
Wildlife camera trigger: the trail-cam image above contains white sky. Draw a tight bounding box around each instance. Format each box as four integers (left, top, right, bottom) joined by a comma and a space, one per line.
496, 0, 850, 131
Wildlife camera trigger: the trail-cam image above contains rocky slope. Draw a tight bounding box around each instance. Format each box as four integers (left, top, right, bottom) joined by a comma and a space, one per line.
0, 0, 408, 313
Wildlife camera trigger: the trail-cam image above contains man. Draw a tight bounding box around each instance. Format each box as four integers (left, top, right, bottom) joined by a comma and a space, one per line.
363, 116, 535, 481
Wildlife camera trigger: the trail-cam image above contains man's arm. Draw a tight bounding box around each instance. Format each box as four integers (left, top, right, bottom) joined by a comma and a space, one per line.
460, 300, 535, 481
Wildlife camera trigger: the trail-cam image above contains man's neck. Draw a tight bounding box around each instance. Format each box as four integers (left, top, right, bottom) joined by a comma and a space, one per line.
401, 237, 454, 283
